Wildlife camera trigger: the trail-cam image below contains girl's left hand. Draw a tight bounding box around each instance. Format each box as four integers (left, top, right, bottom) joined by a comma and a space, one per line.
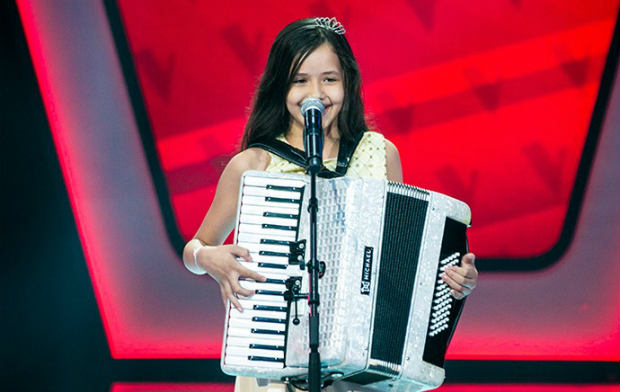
441, 252, 478, 300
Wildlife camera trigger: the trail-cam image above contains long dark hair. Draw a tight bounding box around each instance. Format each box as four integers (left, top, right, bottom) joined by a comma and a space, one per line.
240, 18, 369, 150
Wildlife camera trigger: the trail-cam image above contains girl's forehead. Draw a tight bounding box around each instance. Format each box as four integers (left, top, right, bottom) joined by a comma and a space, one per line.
296, 43, 342, 73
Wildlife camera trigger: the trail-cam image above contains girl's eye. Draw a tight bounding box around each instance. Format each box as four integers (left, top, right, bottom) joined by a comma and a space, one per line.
293, 79, 306, 84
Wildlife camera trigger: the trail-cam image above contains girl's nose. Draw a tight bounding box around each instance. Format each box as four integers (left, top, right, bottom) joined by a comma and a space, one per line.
309, 80, 325, 99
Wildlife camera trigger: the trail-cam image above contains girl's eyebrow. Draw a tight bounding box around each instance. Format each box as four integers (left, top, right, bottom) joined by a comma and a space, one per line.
295, 70, 341, 76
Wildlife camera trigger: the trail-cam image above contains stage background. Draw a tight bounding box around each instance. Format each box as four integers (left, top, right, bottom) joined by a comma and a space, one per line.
2, 0, 619, 391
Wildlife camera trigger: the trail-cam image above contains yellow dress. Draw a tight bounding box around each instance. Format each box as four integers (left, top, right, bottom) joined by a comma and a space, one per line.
234, 131, 387, 392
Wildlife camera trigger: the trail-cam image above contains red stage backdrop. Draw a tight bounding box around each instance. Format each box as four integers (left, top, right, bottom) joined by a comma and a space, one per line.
17, 0, 620, 362
117, 0, 617, 262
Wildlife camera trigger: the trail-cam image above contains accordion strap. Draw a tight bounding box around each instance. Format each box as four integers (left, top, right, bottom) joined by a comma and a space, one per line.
248, 133, 364, 178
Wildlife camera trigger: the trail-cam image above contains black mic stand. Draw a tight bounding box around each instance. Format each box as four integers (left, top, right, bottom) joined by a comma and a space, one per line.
304, 106, 323, 392
307, 166, 321, 392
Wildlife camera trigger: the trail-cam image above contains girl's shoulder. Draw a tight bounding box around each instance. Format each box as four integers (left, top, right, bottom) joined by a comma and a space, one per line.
220, 147, 271, 183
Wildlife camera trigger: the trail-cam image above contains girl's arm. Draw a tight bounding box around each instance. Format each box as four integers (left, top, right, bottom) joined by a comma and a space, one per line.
182, 148, 270, 311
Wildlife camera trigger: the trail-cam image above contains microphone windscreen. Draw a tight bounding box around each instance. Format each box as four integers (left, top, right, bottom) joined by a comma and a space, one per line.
300, 97, 325, 115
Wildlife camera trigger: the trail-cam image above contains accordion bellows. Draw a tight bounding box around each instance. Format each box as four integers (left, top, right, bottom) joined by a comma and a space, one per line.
221, 171, 471, 391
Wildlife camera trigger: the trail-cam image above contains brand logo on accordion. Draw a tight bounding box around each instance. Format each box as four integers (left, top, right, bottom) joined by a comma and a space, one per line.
361, 246, 374, 295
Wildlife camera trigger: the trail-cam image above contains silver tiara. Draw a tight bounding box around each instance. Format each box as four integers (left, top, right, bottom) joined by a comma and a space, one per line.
314, 17, 346, 35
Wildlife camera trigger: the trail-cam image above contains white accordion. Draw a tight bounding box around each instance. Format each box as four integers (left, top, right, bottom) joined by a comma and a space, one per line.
221, 171, 471, 391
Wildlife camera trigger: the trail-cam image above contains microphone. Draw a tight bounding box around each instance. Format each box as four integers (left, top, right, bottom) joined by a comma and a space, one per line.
301, 97, 325, 175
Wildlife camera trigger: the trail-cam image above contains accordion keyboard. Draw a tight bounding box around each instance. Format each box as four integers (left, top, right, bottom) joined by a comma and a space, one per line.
222, 175, 306, 370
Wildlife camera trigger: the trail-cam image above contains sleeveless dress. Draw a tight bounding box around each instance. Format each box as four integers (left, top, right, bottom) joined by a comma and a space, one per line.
234, 131, 387, 392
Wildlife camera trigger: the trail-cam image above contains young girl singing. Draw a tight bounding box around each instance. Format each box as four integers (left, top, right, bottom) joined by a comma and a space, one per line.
183, 17, 478, 392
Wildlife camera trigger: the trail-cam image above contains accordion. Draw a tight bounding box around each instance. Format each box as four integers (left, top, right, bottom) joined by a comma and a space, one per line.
221, 171, 471, 391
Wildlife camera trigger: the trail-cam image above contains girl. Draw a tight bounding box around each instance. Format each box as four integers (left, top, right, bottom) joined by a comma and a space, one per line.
183, 17, 478, 392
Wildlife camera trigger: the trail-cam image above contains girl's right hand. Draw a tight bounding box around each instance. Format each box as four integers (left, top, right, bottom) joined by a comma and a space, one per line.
195, 244, 266, 311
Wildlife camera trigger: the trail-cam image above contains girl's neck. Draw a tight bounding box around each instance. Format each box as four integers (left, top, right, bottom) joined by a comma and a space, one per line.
285, 125, 340, 160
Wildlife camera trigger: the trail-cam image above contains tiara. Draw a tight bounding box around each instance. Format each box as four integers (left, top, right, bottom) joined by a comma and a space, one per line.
315, 17, 346, 35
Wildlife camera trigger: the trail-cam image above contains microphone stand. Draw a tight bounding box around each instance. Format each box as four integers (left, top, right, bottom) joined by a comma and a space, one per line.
307, 168, 321, 392
302, 102, 323, 392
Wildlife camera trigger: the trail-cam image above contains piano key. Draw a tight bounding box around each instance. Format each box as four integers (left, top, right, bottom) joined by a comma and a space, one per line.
237, 261, 294, 277
239, 273, 289, 283
237, 232, 290, 245
263, 211, 299, 219
248, 356, 284, 363
252, 316, 286, 324
238, 223, 297, 240
239, 214, 298, 227
236, 253, 289, 265
226, 346, 284, 359
253, 304, 287, 312
251, 293, 287, 302
261, 238, 294, 246
237, 242, 290, 254
243, 176, 306, 189
224, 355, 284, 369
226, 336, 285, 350
243, 186, 302, 200
250, 343, 285, 351
239, 281, 286, 292
257, 262, 288, 269
226, 328, 286, 343
238, 298, 288, 310
229, 308, 286, 321
241, 195, 300, 209
240, 204, 300, 217
251, 328, 286, 335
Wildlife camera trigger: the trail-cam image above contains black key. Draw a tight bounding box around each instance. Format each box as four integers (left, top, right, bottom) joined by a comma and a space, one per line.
263, 212, 299, 219
248, 356, 284, 363
254, 304, 287, 312
262, 224, 296, 231
260, 250, 289, 257
265, 278, 286, 284
265, 196, 301, 204
251, 328, 285, 335
250, 343, 285, 351
252, 316, 286, 324
258, 263, 287, 269
266, 184, 304, 192
256, 290, 285, 296
261, 239, 292, 246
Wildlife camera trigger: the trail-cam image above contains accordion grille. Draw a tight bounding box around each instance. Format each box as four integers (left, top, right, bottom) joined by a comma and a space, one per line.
370, 192, 428, 367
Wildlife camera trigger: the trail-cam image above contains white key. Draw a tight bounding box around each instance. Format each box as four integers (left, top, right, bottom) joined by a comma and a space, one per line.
237, 242, 290, 254
249, 254, 289, 265
240, 272, 289, 282
241, 195, 300, 209
226, 346, 285, 359
229, 308, 287, 321
240, 204, 300, 217
225, 336, 285, 349
243, 176, 306, 189
224, 355, 284, 369
243, 186, 302, 200
239, 214, 298, 227
238, 223, 297, 240
226, 328, 286, 343
237, 261, 290, 277
237, 232, 293, 245
239, 281, 286, 293
237, 298, 288, 310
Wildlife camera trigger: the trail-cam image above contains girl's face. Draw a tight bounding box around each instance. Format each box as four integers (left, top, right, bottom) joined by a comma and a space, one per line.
286, 42, 345, 138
